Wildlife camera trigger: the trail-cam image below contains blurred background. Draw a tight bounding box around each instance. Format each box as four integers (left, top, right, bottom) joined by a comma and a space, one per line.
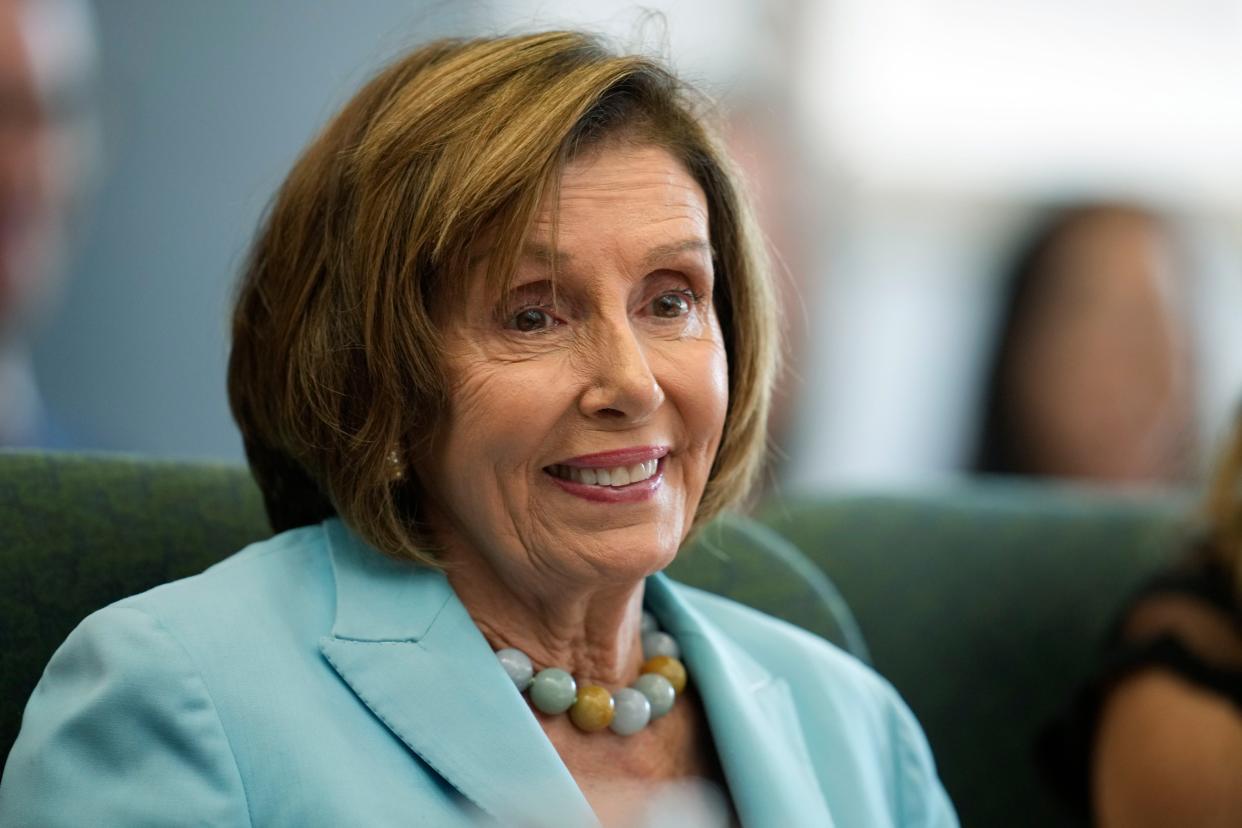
6, 0, 1242, 493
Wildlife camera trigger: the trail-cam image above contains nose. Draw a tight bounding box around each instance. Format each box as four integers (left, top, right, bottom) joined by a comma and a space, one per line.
578, 320, 665, 423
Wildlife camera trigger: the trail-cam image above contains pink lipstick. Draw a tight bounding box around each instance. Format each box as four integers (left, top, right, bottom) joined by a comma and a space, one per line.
544, 446, 669, 503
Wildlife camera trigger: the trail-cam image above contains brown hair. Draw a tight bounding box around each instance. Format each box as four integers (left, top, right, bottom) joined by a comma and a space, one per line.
228, 31, 778, 564
1206, 408, 1242, 597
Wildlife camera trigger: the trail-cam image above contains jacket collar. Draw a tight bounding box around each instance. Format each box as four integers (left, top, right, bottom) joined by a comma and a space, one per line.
318, 519, 596, 827
647, 575, 835, 826
319, 518, 832, 826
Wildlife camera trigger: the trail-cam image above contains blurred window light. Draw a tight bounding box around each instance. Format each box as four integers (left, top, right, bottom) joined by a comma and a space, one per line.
471, 0, 783, 91
799, 0, 1242, 201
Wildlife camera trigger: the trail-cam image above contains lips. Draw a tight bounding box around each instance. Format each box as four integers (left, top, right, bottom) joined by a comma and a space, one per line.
551, 445, 670, 468
542, 446, 669, 503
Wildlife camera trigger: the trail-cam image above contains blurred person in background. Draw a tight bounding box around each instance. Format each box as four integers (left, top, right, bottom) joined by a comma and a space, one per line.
1039, 403, 1242, 826
971, 203, 1197, 485
0, 0, 96, 447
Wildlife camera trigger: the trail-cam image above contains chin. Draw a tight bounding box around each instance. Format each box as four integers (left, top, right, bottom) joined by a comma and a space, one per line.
576, 528, 682, 581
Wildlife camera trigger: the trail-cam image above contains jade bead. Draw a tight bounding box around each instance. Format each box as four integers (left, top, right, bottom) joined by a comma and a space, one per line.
633, 672, 675, 719
640, 610, 659, 634
610, 687, 652, 736
641, 655, 687, 695
569, 685, 615, 732
530, 668, 577, 714
496, 648, 533, 691
642, 630, 680, 661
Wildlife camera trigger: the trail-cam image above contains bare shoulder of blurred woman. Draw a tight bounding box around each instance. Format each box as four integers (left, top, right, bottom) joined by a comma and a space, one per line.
1039, 407, 1242, 825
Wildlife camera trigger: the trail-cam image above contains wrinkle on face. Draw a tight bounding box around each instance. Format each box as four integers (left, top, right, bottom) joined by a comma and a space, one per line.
420, 144, 728, 653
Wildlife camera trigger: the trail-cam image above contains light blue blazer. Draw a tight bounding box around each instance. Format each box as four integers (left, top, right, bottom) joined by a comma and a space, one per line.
2, 519, 957, 827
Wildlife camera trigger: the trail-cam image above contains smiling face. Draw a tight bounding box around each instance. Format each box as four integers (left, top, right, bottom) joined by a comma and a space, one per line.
421, 142, 729, 586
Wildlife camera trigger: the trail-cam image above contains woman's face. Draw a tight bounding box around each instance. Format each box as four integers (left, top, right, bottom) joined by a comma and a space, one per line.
422, 142, 729, 584
1010, 211, 1193, 482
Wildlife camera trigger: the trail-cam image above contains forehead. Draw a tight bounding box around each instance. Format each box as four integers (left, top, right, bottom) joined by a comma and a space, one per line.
531, 143, 709, 245
0, 4, 34, 90
459, 143, 713, 309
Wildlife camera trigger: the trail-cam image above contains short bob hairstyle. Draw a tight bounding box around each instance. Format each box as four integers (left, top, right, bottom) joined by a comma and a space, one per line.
228, 31, 778, 564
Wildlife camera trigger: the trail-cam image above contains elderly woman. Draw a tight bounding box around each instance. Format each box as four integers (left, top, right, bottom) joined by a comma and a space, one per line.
1, 32, 956, 826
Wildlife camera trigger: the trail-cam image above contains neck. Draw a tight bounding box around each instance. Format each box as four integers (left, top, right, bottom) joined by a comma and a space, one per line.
441, 545, 649, 687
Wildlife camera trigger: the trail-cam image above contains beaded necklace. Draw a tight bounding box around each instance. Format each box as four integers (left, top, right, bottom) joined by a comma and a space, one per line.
494, 610, 687, 735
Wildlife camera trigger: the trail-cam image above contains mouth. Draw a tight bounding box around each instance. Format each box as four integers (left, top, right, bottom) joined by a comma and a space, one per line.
545, 458, 660, 488
542, 446, 669, 502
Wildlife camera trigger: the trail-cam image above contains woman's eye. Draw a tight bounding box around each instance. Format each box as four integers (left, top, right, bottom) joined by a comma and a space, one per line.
652, 291, 694, 318
508, 307, 556, 332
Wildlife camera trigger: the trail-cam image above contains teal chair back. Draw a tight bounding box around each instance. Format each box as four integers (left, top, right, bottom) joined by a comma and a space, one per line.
761, 484, 1190, 828
0, 452, 862, 769
1, 453, 269, 764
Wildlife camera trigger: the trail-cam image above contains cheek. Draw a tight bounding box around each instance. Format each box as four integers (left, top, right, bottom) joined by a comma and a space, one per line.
662, 335, 730, 459
699, 318, 731, 438
699, 344, 730, 443
437, 353, 568, 482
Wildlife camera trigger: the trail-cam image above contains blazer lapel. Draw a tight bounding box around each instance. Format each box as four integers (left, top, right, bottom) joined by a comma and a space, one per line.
317, 520, 596, 827
647, 574, 836, 827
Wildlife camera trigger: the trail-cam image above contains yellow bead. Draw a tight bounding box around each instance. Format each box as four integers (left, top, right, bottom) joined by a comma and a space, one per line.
641, 656, 687, 695
569, 684, 615, 732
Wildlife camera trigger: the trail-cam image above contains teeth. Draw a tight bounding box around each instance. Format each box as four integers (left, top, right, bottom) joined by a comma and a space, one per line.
548, 459, 659, 488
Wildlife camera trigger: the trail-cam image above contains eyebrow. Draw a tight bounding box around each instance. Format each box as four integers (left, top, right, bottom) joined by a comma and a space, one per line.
643, 238, 713, 267
521, 242, 563, 265
519, 238, 713, 267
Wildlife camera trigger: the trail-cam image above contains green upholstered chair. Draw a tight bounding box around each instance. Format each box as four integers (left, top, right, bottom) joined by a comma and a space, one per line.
1, 453, 1191, 826
0, 451, 864, 773
760, 483, 1191, 828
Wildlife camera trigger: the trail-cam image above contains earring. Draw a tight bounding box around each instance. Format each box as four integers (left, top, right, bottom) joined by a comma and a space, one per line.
387, 449, 405, 482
